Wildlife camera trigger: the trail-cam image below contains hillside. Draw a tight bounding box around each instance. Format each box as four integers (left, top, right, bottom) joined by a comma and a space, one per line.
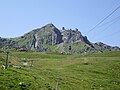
0, 49, 120, 90
0, 23, 120, 54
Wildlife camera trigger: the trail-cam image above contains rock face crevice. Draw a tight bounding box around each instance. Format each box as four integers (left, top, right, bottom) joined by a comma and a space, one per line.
0, 23, 119, 54
31, 33, 38, 49
60, 29, 84, 43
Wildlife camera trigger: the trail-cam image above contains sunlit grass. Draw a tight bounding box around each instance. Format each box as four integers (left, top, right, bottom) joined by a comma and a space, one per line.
0, 50, 120, 90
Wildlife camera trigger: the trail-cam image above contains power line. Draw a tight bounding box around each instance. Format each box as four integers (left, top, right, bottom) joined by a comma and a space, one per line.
94, 16, 120, 38
86, 16, 120, 38
97, 15, 120, 28
85, 5, 120, 35
93, 29, 120, 43
87, 15, 120, 41
99, 17, 120, 33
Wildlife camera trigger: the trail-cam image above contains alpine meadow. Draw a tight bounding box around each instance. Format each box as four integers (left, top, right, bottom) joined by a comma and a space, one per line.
0, 0, 120, 90
0, 24, 120, 90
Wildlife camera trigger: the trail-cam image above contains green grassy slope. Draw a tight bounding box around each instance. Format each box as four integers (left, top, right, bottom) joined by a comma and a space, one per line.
0, 50, 120, 90
83, 51, 120, 57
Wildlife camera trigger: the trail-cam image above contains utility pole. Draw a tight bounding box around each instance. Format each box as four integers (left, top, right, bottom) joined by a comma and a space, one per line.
5, 50, 9, 69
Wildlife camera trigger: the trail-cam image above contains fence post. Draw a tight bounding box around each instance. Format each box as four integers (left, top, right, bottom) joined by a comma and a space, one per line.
5, 50, 9, 69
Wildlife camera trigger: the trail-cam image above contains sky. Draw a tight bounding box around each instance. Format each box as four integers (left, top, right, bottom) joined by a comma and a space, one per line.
0, 0, 120, 47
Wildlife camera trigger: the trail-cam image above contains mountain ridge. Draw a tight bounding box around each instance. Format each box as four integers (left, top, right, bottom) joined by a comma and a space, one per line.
0, 23, 120, 54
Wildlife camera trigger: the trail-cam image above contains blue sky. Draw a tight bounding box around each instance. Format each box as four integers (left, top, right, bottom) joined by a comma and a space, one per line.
0, 0, 120, 46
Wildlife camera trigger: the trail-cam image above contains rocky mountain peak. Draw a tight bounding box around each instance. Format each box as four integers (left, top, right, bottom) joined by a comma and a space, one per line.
41, 23, 56, 30
45, 23, 54, 27
60, 28, 89, 44
0, 23, 119, 54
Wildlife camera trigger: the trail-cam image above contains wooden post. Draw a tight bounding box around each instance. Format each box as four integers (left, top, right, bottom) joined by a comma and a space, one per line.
5, 50, 9, 69
56, 77, 60, 90
30, 60, 33, 67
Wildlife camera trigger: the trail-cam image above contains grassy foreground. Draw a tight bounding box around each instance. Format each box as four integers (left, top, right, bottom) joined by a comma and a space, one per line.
0, 50, 120, 90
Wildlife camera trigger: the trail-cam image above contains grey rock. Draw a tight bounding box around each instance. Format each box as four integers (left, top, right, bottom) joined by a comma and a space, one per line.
0, 24, 119, 54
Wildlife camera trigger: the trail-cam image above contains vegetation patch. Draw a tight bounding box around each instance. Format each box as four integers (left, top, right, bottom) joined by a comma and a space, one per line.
0, 50, 120, 90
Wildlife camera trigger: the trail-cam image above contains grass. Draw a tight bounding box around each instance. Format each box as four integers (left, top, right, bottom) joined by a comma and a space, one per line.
0, 50, 120, 90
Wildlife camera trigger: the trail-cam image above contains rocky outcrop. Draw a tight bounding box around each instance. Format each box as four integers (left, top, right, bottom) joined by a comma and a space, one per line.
94, 42, 120, 51
60, 29, 84, 43
0, 38, 16, 47
13, 23, 63, 51
0, 23, 120, 54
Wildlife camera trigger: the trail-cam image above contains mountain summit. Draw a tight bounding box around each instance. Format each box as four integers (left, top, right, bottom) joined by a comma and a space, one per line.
0, 23, 120, 54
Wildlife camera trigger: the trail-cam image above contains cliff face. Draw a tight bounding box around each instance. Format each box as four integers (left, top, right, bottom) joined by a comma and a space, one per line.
12, 23, 63, 51
31, 23, 63, 51
0, 23, 119, 54
60, 29, 84, 43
